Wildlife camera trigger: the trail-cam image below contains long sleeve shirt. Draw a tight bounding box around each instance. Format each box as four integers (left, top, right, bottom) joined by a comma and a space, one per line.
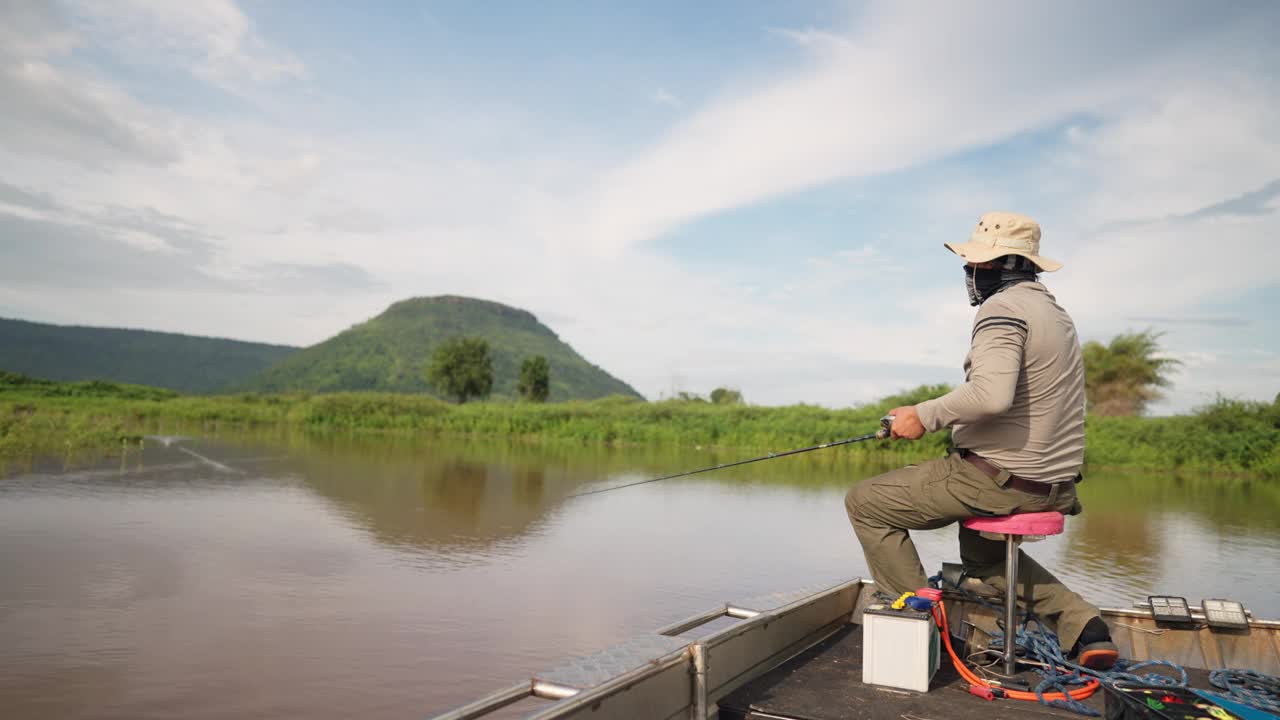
915, 282, 1086, 483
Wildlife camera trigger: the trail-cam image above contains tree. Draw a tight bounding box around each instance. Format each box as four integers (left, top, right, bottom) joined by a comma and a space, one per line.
709, 387, 743, 405
518, 355, 550, 402
1082, 330, 1180, 416
426, 337, 493, 403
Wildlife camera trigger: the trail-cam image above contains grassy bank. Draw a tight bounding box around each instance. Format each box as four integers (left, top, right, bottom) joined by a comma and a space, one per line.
1083, 399, 1280, 476
2, 373, 1278, 476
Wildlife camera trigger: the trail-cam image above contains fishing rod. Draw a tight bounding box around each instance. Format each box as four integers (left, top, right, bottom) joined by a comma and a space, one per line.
567, 415, 896, 498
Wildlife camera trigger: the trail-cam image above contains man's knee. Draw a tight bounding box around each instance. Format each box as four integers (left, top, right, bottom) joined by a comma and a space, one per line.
845, 480, 872, 524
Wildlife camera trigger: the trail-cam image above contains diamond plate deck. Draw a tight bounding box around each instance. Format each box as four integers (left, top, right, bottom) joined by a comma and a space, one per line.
535, 634, 689, 689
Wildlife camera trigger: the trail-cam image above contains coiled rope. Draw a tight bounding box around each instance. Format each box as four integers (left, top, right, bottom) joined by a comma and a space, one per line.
926, 573, 1280, 717
1205, 668, 1280, 715
985, 623, 1189, 716
931, 598, 1102, 715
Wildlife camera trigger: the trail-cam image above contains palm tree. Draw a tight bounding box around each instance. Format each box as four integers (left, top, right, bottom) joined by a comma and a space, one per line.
1082, 330, 1180, 416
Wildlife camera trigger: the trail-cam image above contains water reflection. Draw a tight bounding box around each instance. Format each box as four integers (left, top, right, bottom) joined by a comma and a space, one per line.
293, 439, 582, 560
1066, 508, 1163, 589
287, 437, 897, 560
1077, 471, 1280, 536
257, 435, 1280, 574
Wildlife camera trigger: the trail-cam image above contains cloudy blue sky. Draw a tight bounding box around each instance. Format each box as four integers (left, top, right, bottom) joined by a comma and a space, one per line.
2, 0, 1278, 412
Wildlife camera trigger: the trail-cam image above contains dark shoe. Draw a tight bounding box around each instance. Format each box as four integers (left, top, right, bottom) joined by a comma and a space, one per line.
1076, 641, 1119, 671
1072, 617, 1119, 670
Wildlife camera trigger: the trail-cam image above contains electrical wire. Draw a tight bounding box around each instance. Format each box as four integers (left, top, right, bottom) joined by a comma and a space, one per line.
933, 600, 1102, 709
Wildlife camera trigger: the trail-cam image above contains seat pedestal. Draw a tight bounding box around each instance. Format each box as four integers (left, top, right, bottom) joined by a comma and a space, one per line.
961, 511, 1065, 676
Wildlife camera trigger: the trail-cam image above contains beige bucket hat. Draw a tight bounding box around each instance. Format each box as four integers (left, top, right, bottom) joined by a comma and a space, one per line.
943, 211, 1063, 272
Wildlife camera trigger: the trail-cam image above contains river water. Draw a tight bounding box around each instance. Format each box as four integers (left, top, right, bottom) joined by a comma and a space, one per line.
1, 435, 1277, 719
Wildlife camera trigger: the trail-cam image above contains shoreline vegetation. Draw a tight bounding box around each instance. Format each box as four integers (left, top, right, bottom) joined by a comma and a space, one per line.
2, 372, 1277, 478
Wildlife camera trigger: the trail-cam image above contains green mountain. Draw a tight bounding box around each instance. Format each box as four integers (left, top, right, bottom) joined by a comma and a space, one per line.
0, 317, 299, 394
245, 296, 641, 400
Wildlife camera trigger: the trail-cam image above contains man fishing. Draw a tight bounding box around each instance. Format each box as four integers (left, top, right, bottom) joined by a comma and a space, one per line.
844, 211, 1119, 670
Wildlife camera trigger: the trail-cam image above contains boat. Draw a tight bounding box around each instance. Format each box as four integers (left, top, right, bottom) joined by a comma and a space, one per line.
428, 575, 1280, 719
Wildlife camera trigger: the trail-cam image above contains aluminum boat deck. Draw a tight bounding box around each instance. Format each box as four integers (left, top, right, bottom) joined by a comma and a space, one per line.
717, 621, 1220, 720
428, 578, 1280, 720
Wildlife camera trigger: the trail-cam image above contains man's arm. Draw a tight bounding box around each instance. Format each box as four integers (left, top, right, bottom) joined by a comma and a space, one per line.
890, 310, 1028, 439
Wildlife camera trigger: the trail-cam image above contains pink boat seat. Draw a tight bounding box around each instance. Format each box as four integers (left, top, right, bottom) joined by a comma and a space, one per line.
963, 511, 1064, 537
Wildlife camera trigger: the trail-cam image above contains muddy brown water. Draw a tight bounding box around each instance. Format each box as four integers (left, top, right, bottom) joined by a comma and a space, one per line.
1, 434, 1277, 719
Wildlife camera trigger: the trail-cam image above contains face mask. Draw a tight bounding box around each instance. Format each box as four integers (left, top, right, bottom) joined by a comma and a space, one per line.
964, 257, 1041, 305
964, 265, 1004, 306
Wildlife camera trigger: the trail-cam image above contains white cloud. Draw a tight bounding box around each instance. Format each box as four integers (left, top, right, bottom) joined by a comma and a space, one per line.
1057, 213, 1278, 320
651, 88, 681, 107
1057, 78, 1280, 224
0, 1, 78, 57
1032, 72, 1280, 356
573, 2, 1223, 256
0, 3, 181, 169
768, 26, 856, 56
66, 0, 304, 88
1151, 348, 1280, 414
1, 62, 183, 166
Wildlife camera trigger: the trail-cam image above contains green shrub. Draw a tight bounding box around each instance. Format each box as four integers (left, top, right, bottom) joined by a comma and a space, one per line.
2, 379, 1277, 478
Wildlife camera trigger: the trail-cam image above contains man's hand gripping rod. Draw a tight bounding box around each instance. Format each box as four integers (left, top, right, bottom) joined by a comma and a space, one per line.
568, 415, 898, 498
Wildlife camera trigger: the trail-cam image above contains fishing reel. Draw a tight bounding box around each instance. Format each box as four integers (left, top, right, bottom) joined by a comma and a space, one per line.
877, 414, 896, 440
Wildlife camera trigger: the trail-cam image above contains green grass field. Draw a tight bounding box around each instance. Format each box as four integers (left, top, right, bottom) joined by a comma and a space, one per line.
2, 372, 1277, 477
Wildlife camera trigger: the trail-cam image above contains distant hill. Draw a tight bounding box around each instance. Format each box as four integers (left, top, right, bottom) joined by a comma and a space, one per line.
0, 317, 298, 394
244, 296, 641, 400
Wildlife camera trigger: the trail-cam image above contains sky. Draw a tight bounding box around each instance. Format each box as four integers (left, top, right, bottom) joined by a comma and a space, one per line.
1, 0, 1278, 413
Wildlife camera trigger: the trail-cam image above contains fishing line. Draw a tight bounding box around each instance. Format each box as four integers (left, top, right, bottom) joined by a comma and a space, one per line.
175, 446, 242, 474
567, 417, 894, 499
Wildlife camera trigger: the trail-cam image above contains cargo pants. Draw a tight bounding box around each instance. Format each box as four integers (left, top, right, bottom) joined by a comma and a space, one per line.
844, 452, 1100, 651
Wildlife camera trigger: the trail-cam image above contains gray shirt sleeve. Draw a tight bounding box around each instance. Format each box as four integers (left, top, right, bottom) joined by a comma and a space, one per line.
916, 300, 1028, 432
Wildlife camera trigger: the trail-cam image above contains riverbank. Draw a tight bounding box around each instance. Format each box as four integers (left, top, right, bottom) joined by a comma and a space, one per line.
2, 373, 1277, 476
